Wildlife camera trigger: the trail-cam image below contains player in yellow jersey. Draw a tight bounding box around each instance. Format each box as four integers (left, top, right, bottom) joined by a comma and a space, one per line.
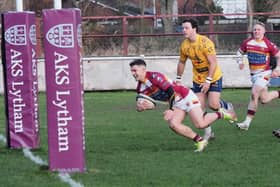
176, 19, 237, 140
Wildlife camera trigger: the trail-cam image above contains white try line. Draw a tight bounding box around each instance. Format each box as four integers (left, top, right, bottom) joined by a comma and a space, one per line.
23, 148, 48, 165
58, 173, 84, 187
0, 134, 6, 143
0, 134, 84, 187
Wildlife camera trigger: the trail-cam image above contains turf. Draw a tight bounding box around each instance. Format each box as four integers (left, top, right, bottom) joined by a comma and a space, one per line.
0, 89, 279, 187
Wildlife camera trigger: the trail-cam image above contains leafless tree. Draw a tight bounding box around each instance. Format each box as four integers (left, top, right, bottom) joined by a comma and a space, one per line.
247, 0, 278, 32
160, 0, 175, 33
0, 0, 15, 12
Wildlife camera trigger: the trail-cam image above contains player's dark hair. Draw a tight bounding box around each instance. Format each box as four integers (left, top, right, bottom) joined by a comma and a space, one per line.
182, 18, 198, 29
129, 59, 146, 67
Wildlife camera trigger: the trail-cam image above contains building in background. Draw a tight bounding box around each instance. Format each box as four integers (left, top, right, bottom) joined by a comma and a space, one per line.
218, 0, 247, 18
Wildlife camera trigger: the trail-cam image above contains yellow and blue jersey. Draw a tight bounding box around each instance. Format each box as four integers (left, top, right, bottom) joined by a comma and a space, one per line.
179, 34, 222, 84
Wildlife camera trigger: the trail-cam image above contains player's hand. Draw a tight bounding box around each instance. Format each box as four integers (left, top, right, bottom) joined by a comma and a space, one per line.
136, 103, 145, 112
175, 76, 182, 85
200, 82, 210, 94
271, 70, 280, 78
239, 63, 245, 70
163, 109, 174, 121
271, 67, 280, 78
136, 99, 155, 112
175, 80, 183, 85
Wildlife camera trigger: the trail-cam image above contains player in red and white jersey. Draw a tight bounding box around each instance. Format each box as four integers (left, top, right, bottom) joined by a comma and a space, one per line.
236, 22, 280, 130
129, 59, 237, 152
135, 71, 191, 108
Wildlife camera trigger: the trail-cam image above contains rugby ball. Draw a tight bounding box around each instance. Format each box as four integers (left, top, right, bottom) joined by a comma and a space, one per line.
136, 94, 156, 106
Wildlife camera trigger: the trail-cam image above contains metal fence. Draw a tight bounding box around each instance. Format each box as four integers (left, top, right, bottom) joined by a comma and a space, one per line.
36, 12, 280, 57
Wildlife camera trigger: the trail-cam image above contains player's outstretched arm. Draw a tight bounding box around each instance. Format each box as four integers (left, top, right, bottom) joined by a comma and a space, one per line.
236, 49, 245, 70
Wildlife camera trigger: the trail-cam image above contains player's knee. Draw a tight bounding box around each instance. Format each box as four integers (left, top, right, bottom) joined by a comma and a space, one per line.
209, 103, 219, 111
168, 121, 176, 129
260, 96, 269, 104
194, 121, 206, 129
168, 120, 179, 130
251, 92, 259, 101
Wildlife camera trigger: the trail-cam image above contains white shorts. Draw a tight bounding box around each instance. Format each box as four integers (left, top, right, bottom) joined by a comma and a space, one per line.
251, 70, 271, 88
173, 90, 201, 112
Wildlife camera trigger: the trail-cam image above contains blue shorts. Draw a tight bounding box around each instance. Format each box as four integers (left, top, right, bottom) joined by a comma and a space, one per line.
192, 77, 223, 93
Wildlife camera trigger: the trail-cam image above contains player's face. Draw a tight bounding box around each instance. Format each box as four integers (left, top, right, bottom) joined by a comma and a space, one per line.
253, 24, 265, 40
130, 65, 146, 81
182, 22, 195, 40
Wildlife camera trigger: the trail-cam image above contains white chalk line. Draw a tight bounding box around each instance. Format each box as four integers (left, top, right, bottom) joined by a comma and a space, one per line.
0, 134, 84, 187
22, 148, 48, 165
0, 134, 6, 144
58, 173, 84, 187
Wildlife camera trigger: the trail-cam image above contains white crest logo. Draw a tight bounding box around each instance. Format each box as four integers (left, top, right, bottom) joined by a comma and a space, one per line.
29, 24, 37, 45
77, 24, 82, 48
5, 25, 27, 46
46, 24, 74, 48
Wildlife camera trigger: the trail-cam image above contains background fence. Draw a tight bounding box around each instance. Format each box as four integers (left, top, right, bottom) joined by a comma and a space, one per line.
5, 11, 280, 57
76, 12, 280, 56
1, 12, 280, 92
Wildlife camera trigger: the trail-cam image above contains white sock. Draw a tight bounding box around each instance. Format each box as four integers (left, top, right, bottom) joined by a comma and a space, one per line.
204, 126, 212, 135
244, 116, 252, 126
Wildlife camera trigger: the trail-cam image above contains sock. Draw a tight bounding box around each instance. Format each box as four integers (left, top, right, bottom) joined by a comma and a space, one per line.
193, 134, 203, 142
243, 116, 252, 126
220, 99, 229, 109
204, 126, 212, 136
247, 110, 255, 116
216, 111, 222, 119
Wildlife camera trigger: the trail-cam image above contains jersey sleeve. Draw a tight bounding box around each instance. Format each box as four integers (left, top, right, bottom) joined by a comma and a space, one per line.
239, 38, 250, 53
267, 39, 280, 56
179, 42, 188, 63
150, 72, 172, 91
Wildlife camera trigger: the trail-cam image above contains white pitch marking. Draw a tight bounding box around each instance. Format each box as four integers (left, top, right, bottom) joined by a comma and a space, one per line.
0, 134, 6, 143
0, 134, 84, 187
22, 148, 48, 165
58, 173, 84, 187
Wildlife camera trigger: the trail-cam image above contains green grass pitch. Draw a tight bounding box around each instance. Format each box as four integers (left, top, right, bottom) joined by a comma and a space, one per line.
0, 89, 279, 187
